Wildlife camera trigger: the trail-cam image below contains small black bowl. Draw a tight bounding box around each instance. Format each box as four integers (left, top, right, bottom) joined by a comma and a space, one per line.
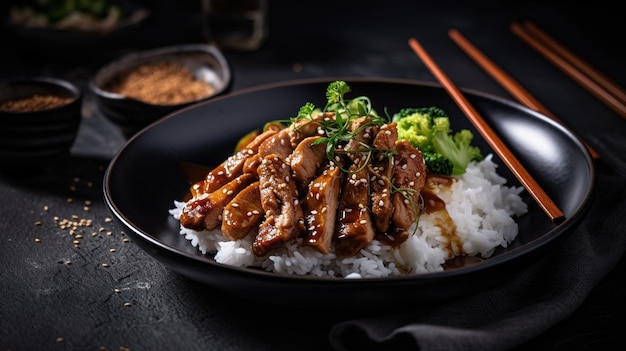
0, 77, 82, 174
90, 43, 231, 138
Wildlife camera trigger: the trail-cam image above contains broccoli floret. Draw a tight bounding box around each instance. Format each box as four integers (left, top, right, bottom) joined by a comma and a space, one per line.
393, 106, 483, 175
432, 129, 483, 175
393, 107, 449, 153
423, 152, 454, 176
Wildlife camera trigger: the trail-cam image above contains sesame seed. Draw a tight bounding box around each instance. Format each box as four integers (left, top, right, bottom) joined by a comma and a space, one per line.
114, 288, 121, 293
101, 263, 110, 267
34, 221, 42, 226
124, 302, 132, 307
109, 248, 116, 253
35, 238, 41, 243
56, 337, 64, 343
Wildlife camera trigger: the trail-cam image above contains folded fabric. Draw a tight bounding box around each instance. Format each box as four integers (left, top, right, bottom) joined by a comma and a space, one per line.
329, 172, 626, 351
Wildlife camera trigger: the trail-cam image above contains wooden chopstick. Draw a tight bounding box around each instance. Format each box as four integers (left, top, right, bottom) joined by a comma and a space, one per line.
448, 28, 600, 160
408, 37, 565, 224
521, 21, 626, 107
510, 22, 626, 120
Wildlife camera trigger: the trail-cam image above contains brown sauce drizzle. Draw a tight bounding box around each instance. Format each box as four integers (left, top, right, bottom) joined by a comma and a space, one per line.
443, 255, 484, 270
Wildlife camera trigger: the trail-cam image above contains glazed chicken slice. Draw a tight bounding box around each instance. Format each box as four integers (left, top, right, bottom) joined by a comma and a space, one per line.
334, 164, 375, 257
303, 163, 343, 254
343, 116, 379, 165
253, 154, 305, 256
180, 172, 256, 231
388, 140, 427, 244
221, 181, 264, 241
194, 129, 277, 196
369, 122, 397, 233
244, 117, 326, 174
289, 135, 328, 191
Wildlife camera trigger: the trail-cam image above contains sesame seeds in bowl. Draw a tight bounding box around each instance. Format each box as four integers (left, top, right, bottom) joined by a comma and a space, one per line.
90, 43, 231, 138
0, 77, 82, 174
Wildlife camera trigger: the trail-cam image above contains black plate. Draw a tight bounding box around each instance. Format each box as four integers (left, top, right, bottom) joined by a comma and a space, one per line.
104, 78, 595, 307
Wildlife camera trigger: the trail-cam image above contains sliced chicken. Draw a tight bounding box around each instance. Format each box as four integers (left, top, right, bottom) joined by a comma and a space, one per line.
221, 181, 264, 241
289, 135, 328, 191
195, 129, 277, 196
343, 116, 379, 165
334, 164, 375, 257
253, 154, 305, 256
387, 140, 426, 244
303, 163, 343, 254
369, 122, 397, 233
180, 172, 256, 231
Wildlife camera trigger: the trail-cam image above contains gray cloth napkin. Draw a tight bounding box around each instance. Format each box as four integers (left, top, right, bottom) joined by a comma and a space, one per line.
329, 172, 626, 351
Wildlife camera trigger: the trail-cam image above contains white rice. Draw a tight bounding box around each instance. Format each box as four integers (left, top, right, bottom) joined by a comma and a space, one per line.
169, 154, 528, 278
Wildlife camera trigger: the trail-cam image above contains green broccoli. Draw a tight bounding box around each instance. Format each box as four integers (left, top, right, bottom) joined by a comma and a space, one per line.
433, 128, 483, 175
422, 152, 454, 176
393, 107, 483, 175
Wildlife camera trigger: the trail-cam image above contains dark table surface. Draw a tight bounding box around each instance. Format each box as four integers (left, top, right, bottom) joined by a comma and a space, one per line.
1, 1, 625, 350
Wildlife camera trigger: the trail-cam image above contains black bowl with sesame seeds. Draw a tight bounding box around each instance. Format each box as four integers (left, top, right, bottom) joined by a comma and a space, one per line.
90, 43, 232, 139
0, 77, 82, 173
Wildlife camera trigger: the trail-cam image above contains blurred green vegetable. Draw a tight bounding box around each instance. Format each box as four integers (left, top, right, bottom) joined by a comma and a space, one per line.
27, 0, 122, 22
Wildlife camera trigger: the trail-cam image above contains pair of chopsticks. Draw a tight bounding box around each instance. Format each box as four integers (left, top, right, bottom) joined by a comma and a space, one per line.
408, 37, 566, 224
448, 28, 600, 159
511, 21, 626, 120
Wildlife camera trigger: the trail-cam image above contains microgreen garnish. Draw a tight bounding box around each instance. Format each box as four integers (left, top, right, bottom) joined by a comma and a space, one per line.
291, 81, 390, 173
